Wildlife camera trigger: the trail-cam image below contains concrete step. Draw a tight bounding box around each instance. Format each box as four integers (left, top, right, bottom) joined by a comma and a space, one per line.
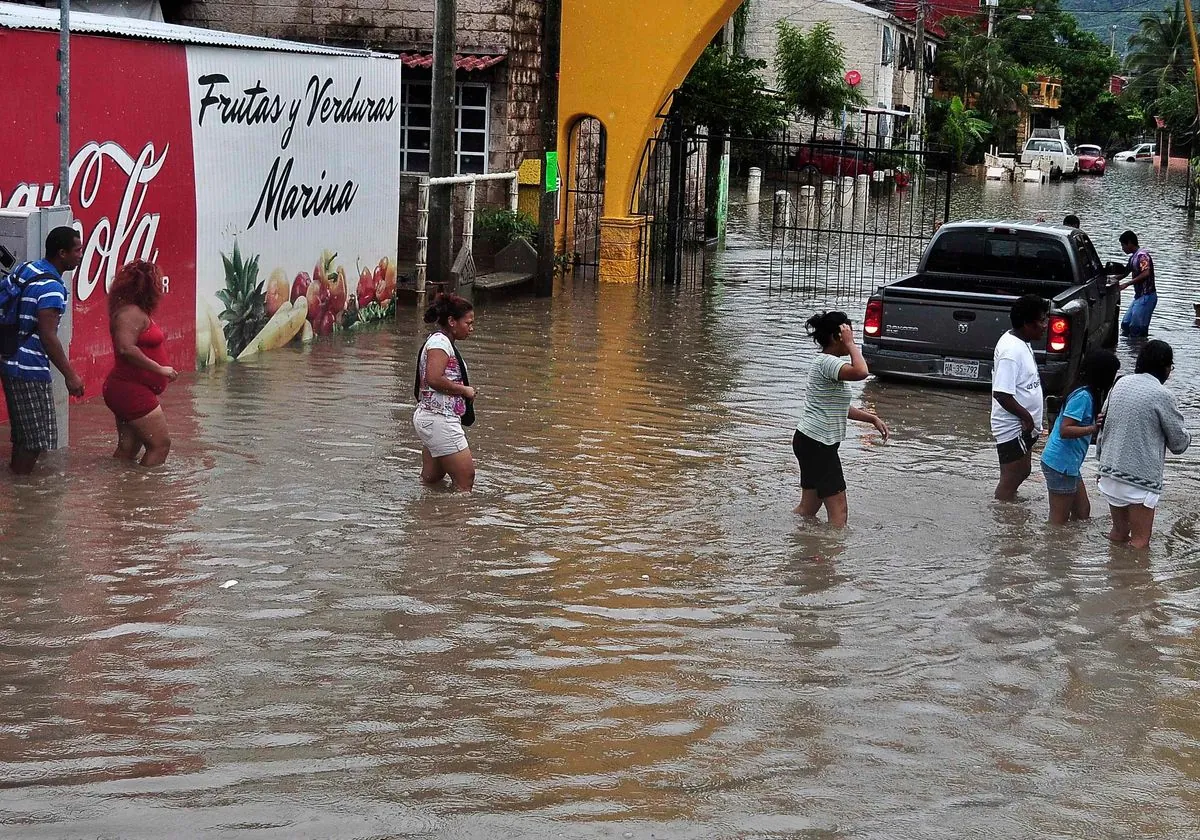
474, 271, 534, 293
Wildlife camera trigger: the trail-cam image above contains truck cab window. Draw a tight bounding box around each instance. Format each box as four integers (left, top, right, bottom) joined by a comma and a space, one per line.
926, 231, 1070, 282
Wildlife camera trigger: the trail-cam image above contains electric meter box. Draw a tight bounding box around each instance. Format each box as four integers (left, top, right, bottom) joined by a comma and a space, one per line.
0, 206, 75, 448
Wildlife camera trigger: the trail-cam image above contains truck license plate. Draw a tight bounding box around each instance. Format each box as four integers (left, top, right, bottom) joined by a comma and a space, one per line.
943, 359, 980, 379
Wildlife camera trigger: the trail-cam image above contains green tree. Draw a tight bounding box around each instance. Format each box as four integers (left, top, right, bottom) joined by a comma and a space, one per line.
935, 17, 1026, 149
932, 0, 1119, 144
935, 96, 992, 164
675, 44, 789, 138
1154, 79, 1199, 142
937, 17, 990, 100
774, 20, 866, 137
1126, 0, 1192, 101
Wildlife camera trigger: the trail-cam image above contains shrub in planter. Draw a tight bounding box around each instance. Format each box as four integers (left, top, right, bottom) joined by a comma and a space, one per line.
476, 208, 537, 248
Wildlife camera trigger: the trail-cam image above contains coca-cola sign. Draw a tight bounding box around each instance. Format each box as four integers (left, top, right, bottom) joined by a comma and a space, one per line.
4, 141, 171, 303
0, 30, 197, 409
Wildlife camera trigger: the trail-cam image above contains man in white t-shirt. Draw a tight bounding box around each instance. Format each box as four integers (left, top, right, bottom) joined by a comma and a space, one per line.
991, 294, 1049, 501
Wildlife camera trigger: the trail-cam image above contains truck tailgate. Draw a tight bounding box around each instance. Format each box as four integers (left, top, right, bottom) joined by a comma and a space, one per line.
877, 288, 1014, 360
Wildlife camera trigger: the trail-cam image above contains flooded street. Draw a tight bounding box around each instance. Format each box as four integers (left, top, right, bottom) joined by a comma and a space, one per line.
3, 164, 1200, 838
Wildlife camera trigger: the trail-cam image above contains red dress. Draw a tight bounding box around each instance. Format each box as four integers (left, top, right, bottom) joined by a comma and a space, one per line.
103, 319, 170, 422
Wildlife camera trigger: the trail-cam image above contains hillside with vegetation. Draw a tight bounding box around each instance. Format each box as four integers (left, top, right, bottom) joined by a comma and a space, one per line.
1062, 0, 1163, 53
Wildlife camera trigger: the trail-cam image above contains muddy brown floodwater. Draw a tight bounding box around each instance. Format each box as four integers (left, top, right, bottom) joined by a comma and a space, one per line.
2, 164, 1200, 838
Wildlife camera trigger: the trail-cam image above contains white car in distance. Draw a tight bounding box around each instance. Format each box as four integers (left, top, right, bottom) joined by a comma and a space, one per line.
1113, 143, 1156, 162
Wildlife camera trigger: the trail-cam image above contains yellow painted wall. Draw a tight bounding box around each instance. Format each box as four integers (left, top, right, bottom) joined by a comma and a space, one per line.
557, 0, 744, 225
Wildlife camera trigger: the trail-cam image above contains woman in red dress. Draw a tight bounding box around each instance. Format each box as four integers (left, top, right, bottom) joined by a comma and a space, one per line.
102, 260, 178, 466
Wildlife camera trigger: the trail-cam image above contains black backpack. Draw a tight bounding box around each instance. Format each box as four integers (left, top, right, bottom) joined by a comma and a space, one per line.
0, 262, 53, 359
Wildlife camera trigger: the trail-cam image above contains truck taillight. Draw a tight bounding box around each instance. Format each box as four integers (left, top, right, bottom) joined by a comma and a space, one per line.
1048, 315, 1069, 352
864, 300, 883, 336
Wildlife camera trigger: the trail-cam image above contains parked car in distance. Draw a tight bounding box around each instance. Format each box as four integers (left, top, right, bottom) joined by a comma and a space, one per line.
1114, 142, 1156, 162
1075, 144, 1106, 175
861, 220, 1121, 400
793, 141, 875, 180
1018, 136, 1079, 178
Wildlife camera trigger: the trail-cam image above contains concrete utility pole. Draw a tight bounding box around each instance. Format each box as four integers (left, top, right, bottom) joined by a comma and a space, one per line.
535, 0, 562, 297
986, 0, 997, 38
1110, 24, 1117, 56
428, 0, 457, 291
58, 0, 70, 203
912, 0, 925, 145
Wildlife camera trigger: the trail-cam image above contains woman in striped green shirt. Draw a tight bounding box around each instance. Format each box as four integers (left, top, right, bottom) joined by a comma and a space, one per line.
793, 311, 889, 528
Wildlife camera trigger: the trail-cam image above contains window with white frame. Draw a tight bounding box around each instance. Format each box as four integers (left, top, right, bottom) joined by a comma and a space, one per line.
400, 79, 490, 174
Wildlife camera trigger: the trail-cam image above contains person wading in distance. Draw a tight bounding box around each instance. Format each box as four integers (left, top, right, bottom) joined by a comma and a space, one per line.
1, 225, 85, 474
413, 293, 477, 491
103, 260, 179, 467
1112, 230, 1156, 337
792, 311, 888, 529
992, 294, 1049, 501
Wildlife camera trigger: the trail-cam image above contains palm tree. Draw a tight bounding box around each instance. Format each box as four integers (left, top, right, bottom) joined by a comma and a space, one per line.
937, 17, 988, 101
1126, 0, 1192, 101
937, 96, 992, 165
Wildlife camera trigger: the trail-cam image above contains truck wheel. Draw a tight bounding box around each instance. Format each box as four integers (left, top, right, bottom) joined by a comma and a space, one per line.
1104, 315, 1119, 348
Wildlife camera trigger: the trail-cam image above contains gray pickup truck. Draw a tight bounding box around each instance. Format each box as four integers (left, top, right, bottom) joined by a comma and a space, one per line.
861, 220, 1120, 398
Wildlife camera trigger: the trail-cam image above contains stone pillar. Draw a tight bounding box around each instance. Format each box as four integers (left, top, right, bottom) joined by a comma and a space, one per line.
746, 166, 763, 204
598, 216, 646, 283
799, 185, 816, 224
855, 173, 870, 205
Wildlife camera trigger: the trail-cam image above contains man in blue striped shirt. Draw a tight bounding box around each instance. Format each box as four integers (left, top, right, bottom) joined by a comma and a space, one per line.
1, 226, 85, 474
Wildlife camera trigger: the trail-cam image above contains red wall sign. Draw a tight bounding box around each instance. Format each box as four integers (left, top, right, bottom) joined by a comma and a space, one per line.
0, 29, 197, 419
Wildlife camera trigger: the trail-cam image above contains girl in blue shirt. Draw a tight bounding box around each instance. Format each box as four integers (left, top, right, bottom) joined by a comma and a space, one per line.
1040, 349, 1121, 525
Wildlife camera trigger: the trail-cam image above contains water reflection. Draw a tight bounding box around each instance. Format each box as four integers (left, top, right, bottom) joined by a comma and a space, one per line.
0, 164, 1198, 836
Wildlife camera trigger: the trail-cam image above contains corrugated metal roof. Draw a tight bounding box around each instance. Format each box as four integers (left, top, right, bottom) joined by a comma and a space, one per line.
398, 51, 506, 72
0, 1, 397, 58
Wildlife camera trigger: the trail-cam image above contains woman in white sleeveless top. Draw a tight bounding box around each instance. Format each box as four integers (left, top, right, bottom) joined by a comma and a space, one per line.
413, 293, 477, 491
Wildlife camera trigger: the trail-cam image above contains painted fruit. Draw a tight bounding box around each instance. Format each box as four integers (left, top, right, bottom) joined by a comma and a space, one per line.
316, 310, 335, 336
265, 268, 289, 317
290, 271, 311, 303
375, 258, 397, 304
342, 293, 359, 329
306, 275, 330, 323
328, 265, 347, 315
357, 266, 376, 309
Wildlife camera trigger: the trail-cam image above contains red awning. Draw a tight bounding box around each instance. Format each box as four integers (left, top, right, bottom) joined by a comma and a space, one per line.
398, 52, 506, 72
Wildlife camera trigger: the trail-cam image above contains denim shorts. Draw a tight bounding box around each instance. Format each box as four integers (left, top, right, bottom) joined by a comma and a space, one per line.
1041, 462, 1080, 495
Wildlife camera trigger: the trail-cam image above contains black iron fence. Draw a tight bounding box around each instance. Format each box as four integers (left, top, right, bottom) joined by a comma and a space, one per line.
753, 137, 952, 297
634, 125, 711, 286
633, 128, 953, 292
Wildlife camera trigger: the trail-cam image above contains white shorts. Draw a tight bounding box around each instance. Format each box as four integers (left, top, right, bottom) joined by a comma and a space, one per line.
413, 406, 468, 458
1098, 475, 1161, 510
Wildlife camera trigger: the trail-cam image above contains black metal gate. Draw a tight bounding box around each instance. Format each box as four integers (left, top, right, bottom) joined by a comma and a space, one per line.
756, 137, 953, 297
564, 117, 606, 278
634, 125, 710, 285
634, 128, 951, 290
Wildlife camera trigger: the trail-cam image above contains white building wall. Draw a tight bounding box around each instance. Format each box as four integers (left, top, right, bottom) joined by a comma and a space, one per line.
743, 0, 925, 142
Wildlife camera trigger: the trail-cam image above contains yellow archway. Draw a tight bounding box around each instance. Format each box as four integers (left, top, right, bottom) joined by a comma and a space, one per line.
558, 0, 744, 282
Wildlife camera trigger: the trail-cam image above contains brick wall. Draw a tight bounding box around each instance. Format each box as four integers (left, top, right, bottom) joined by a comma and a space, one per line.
176, 0, 512, 53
